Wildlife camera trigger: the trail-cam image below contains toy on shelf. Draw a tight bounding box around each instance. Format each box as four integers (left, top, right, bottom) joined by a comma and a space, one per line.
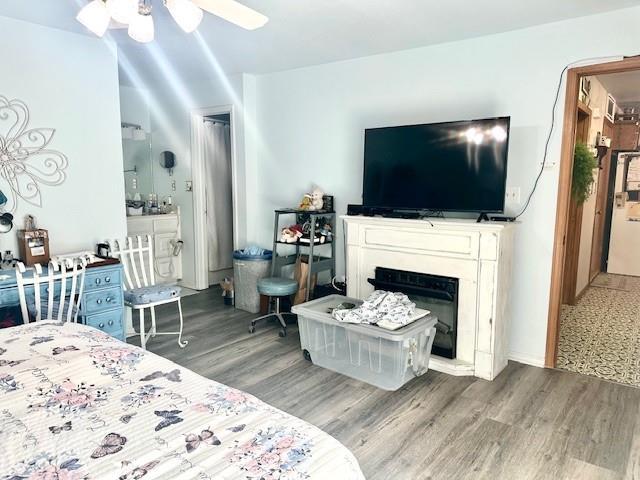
280, 224, 303, 243
298, 186, 325, 211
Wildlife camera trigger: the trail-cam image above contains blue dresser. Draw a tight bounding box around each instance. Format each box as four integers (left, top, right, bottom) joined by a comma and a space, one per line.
0, 262, 126, 341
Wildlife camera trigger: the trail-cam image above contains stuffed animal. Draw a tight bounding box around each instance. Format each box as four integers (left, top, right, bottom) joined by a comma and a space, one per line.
310, 187, 325, 211
299, 194, 313, 210
298, 187, 325, 211
281, 224, 303, 243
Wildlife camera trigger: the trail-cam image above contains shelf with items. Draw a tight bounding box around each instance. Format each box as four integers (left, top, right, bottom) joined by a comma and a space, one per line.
270, 209, 336, 303
275, 239, 333, 246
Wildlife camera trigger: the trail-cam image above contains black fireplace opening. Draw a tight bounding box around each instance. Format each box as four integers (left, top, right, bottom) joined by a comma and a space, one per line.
367, 267, 459, 359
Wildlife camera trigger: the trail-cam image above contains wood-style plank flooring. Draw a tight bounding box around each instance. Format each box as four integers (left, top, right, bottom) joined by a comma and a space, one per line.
130, 288, 640, 480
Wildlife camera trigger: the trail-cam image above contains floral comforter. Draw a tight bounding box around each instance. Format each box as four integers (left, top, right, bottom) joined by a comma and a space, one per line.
0, 321, 364, 480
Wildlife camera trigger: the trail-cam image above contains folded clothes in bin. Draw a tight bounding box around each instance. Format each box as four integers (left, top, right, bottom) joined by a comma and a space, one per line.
332, 290, 429, 330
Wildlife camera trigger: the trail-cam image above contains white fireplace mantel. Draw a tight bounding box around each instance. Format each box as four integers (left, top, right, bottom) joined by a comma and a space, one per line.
343, 215, 516, 381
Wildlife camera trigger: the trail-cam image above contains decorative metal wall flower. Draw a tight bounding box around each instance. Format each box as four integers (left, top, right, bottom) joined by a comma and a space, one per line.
0, 96, 68, 212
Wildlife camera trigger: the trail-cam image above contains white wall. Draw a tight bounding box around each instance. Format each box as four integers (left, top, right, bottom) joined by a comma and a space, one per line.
575, 76, 610, 296
251, 7, 640, 366
0, 15, 126, 257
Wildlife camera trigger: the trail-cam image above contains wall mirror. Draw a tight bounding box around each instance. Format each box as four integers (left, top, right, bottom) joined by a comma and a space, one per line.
122, 122, 154, 202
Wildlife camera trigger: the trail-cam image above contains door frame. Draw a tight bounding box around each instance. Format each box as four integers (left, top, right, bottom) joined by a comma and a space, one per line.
191, 104, 239, 290
545, 56, 640, 368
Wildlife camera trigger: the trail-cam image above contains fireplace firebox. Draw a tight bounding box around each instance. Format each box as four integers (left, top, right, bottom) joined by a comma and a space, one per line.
367, 267, 459, 359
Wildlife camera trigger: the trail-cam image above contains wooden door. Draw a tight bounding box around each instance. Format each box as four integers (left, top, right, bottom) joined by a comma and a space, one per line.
561, 104, 591, 305
589, 119, 614, 281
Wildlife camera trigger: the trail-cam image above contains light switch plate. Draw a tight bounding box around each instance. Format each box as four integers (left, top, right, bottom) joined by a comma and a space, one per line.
185, 180, 193, 192
171, 180, 176, 191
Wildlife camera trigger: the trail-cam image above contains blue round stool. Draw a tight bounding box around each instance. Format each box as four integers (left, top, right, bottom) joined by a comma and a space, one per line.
249, 277, 298, 337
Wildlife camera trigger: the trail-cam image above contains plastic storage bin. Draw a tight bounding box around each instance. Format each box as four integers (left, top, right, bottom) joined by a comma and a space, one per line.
292, 294, 438, 391
233, 250, 272, 313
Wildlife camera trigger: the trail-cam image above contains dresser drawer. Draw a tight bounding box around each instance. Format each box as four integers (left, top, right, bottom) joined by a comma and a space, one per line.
83, 287, 122, 315
85, 268, 121, 292
84, 310, 124, 339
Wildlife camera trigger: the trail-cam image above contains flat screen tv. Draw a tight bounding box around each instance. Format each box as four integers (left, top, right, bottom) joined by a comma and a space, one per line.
363, 117, 510, 213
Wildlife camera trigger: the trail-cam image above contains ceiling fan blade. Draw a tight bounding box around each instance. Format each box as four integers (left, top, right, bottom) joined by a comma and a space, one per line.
192, 0, 268, 30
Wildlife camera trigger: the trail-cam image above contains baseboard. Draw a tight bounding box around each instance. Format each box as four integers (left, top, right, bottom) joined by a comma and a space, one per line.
508, 351, 546, 368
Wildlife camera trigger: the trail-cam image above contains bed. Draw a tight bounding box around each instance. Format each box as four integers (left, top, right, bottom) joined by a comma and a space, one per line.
0, 321, 364, 479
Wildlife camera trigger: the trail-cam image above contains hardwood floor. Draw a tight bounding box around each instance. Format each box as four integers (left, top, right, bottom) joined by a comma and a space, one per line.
130, 288, 640, 480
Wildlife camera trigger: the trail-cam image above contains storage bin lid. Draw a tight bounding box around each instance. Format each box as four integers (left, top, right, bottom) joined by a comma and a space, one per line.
292, 294, 437, 341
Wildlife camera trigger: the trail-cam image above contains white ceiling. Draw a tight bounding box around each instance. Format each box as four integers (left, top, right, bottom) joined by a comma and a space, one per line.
599, 70, 640, 103
2, 0, 640, 85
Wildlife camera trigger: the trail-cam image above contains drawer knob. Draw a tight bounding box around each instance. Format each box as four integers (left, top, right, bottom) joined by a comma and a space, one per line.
95, 278, 101, 285
105, 297, 113, 303
96, 299, 103, 304
98, 323, 105, 328
108, 320, 114, 326
105, 277, 111, 283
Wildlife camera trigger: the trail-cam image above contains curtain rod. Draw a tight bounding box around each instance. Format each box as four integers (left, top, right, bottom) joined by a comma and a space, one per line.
204, 118, 230, 125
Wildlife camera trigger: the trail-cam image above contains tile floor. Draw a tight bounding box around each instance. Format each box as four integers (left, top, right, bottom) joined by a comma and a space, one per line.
558, 273, 640, 387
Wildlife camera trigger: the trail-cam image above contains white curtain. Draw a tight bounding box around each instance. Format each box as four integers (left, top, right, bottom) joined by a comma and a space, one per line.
203, 120, 233, 272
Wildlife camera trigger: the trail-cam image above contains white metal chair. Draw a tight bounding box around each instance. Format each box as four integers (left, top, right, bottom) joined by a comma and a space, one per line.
109, 235, 187, 350
15, 260, 86, 324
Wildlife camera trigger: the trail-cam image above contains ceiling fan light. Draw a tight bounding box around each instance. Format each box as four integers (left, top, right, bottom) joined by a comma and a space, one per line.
106, 0, 139, 24
76, 0, 111, 37
166, 0, 203, 33
128, 9, 155, 43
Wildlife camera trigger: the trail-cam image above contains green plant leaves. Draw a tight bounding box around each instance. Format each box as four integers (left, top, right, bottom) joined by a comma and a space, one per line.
572, 142, 598, 204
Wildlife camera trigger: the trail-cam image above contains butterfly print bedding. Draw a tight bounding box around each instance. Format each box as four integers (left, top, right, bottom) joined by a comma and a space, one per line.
91, 432, 127, 459
49, 420, 72, 434
185, 429, 221, 453
0, 321, 364, 479
140, 369, 182, 382
154, 410, 183, 431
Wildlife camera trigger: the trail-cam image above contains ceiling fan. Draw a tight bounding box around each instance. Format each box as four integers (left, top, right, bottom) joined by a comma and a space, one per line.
77, 0, 268, 43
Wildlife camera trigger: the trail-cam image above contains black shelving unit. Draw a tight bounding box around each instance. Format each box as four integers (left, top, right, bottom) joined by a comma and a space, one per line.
270, 208, 336, 303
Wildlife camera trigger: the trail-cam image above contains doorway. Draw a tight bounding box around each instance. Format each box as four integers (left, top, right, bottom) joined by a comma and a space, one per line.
191, 106, 239, 290
547, 58, 640, 387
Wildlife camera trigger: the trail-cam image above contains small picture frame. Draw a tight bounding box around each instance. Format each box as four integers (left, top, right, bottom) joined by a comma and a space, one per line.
580, 77, 591, 102
606, 94, 617, 122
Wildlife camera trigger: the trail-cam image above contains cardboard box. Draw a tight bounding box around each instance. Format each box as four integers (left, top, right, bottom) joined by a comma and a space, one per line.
17, 229, 50, 266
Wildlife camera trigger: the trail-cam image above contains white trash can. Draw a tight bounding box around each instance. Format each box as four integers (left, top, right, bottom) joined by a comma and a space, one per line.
233, 250, 272, 313
292, 294, 438, 391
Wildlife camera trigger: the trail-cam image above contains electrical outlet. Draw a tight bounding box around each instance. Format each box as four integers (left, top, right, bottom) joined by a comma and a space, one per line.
171, 180, 176, 191
132, 178, 137, 189
505, 187, 521, 204
185, 180, 193, 192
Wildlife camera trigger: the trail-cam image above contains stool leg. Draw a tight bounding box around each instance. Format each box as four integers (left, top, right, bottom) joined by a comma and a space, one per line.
276, 297, 287, 337
249, 296, 271, 334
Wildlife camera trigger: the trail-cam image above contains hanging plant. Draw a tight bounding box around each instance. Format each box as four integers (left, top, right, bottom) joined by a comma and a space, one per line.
572, 142, 597, 204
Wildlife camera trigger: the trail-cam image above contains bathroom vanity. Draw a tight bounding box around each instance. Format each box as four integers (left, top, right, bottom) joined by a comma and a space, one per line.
126, 211, 183, 283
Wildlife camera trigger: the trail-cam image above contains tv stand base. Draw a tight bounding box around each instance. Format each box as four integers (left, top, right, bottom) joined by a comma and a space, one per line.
476, 212, 490, 223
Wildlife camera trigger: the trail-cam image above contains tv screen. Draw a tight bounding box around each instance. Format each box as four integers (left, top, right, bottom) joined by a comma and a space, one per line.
363, 117, 510, 213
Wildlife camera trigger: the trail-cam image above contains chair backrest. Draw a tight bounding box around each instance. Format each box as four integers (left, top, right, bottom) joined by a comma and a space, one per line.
108, 235, 155, 291
15, 259, 86, 323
